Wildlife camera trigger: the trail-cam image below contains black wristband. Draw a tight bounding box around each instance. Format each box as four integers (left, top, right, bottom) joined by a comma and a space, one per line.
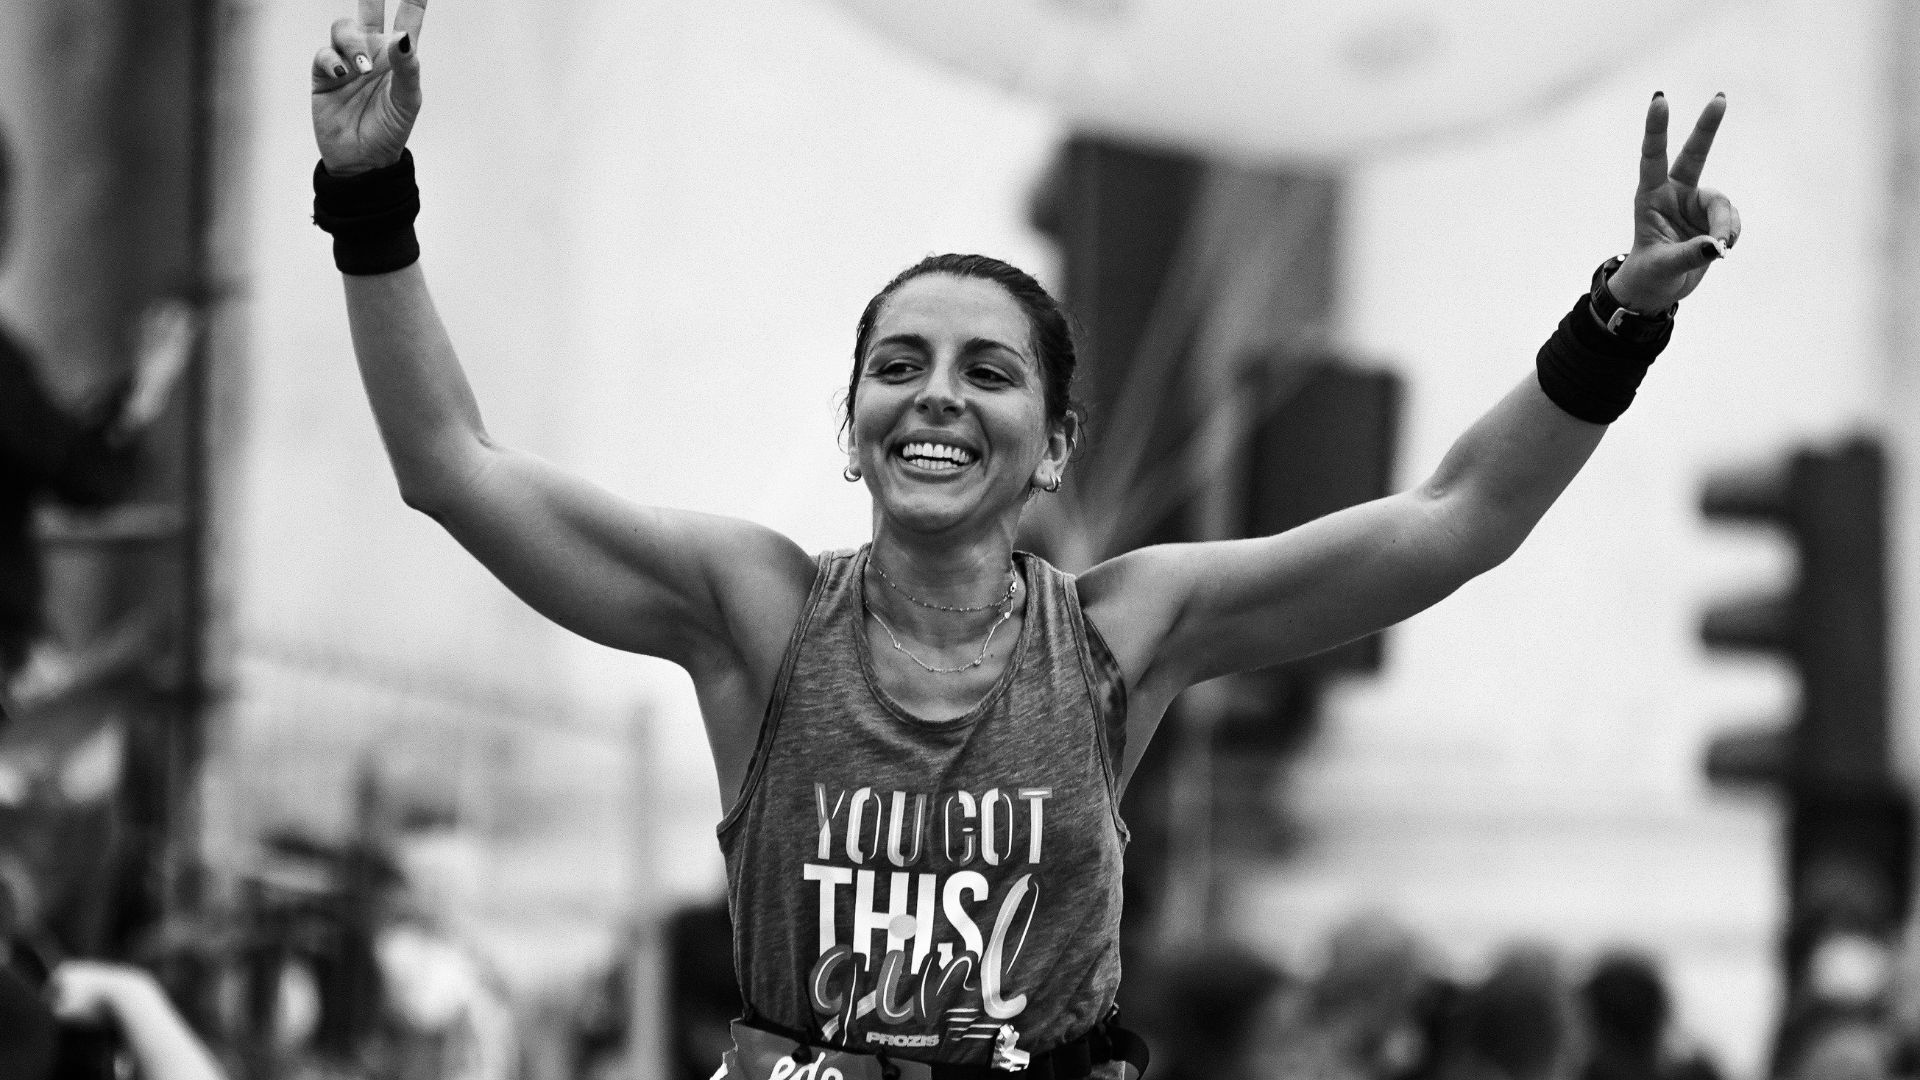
1535, 287, 1671, 425
312, 150, 421, 276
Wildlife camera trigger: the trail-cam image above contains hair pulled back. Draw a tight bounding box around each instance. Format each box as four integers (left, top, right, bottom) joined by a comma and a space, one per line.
844, 253, 1084, 444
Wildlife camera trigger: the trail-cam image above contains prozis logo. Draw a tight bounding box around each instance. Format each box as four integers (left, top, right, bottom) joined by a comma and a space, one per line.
866, 1032, 940, 1049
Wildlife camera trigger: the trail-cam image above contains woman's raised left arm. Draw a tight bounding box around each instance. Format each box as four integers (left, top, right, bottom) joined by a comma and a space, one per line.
1082, 93, 1740, 714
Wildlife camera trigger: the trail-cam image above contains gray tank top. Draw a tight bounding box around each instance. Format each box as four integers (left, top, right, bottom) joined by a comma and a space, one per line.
718, 545, 1129, 1071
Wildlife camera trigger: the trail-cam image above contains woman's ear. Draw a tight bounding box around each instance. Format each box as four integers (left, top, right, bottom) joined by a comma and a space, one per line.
1030, 413, 1078, 493
844, 437, 863, 483
1047, 411, 1080, 469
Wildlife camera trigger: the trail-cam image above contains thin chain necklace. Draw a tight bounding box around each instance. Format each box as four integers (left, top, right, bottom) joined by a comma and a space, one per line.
865, 600, 1015, 674
862, 551, 1020, 674
870, 555, 1016, 613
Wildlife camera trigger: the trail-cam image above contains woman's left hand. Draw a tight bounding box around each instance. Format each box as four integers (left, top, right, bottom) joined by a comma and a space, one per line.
1607, 92, 1741, 313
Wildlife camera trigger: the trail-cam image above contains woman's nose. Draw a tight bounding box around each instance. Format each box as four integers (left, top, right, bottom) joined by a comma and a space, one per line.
915, 365, 964, 416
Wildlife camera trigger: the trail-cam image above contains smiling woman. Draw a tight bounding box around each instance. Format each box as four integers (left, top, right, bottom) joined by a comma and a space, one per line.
305, 1, 1741, 1075
849, 264, 1074, 542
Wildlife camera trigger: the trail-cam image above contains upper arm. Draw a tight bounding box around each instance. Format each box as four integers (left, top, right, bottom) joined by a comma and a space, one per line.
425, 441, 816, 674
1083, 487, 1485, 701
1085, 374, 1608, 704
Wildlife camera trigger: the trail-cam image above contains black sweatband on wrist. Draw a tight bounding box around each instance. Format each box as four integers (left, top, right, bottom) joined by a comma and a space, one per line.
1534, 290, 1671, 424
312, 150, 421, 276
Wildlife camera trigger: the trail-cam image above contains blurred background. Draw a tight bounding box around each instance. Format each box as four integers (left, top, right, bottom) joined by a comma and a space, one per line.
3, 0, 1919, 1077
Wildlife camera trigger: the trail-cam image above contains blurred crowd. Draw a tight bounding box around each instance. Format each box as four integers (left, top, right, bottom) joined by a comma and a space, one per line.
1120, 918, 1726, 1080
14, 854, 1920, 1080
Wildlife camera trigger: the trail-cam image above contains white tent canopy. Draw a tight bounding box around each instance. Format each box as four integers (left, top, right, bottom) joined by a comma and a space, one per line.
832, 0, 1731, 163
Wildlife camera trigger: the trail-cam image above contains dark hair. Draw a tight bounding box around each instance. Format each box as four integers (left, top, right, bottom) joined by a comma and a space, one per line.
1580, 950, 1671, 1055
1461, 944, 1568, 1080
844, 253, 1084, 443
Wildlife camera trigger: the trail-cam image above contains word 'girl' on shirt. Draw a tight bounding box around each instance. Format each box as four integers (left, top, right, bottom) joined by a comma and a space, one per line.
803, 782, 1053, 1044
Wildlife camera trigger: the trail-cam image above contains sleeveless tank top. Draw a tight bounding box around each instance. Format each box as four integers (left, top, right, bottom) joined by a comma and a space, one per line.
717, 545, 1130, 1072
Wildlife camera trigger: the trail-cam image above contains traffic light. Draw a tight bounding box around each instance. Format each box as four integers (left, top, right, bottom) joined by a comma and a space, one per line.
1697, 436, 1911, 1070
1698, 436, 1890, 793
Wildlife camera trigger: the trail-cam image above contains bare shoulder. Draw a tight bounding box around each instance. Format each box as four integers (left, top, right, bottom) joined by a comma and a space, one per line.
678, 516, 819, 810
1076, 545, 1196, 691
696, 513, 820, 661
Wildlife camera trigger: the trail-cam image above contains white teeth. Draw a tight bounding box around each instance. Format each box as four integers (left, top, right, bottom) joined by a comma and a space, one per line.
900, 441, 976, 467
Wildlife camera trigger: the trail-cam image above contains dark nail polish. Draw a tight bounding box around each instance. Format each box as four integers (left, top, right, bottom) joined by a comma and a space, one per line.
1653, 90, 1665, 99
333, 63, 347, 77
397, 33, 411, 54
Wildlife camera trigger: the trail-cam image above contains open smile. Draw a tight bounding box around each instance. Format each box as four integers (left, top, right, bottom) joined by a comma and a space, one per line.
895, 440, 978, 475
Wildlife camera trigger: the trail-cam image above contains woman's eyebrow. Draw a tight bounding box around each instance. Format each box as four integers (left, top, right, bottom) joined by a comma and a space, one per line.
963, 336, 1027, 362
869, 332, 930, 355
867, 332, 1026, 363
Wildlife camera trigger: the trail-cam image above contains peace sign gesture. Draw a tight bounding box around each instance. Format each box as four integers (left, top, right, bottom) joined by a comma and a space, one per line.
1606, 93, 1742, 314
311, 0, 428, 177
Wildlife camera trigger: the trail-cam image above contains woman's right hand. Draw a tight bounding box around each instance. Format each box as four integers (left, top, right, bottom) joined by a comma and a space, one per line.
311, 0, 428, 176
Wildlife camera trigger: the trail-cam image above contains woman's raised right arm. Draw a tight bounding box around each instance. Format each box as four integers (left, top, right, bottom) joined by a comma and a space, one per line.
309, 2, 815, 687
339, 268, 823, 668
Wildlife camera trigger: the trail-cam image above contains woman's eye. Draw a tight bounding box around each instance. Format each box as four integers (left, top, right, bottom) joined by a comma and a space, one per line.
970, 366, 1011, 386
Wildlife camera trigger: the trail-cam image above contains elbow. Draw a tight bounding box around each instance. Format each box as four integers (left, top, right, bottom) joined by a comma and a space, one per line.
397, 480, 447, 517
394, 466, 473, 519
1455, 529, 1526, 579
391, 438, 493, 518
389, 458, 452, 515
1416, 484, 1532, 583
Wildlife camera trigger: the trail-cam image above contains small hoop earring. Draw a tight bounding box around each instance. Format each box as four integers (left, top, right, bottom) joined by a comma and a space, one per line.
1042, 474, 1062, 493
844, 464, 862, 483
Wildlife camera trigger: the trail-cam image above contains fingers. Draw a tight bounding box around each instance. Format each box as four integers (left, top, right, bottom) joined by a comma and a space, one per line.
321, 17, 412, 88
312, 44, 352, 89
1637, 92, 1670, 196
393, 0, 428, 49
1635, 239, 1719, 285
1689, 235, 1727, 267
1668, 93, 1727, 188
329, 16, 378, 76
388, 29, 422, 113
1700, 187, 1742, 248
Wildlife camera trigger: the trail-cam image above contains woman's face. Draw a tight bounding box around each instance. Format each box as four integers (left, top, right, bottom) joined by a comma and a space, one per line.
849, 273, 1070, 537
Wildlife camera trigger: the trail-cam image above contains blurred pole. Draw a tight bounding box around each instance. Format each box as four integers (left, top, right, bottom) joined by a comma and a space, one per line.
625, 702, 666, 1080
4, 0, 243, 948
1885, 0, 1920, 796
170, 0, 240, 926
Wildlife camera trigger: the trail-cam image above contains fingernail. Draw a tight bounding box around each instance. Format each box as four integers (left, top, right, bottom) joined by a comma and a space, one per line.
1704, 237, 1727, 260
1715, 91, 1727, 98
332, 63, 347, 78
1653, 90, 1664, 100
354, 54, 372, 72
397, 33, 411, 55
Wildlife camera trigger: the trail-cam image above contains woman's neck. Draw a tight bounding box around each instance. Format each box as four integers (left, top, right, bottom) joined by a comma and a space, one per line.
863, 532, 1023, 650
868, 531, 1016, 600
